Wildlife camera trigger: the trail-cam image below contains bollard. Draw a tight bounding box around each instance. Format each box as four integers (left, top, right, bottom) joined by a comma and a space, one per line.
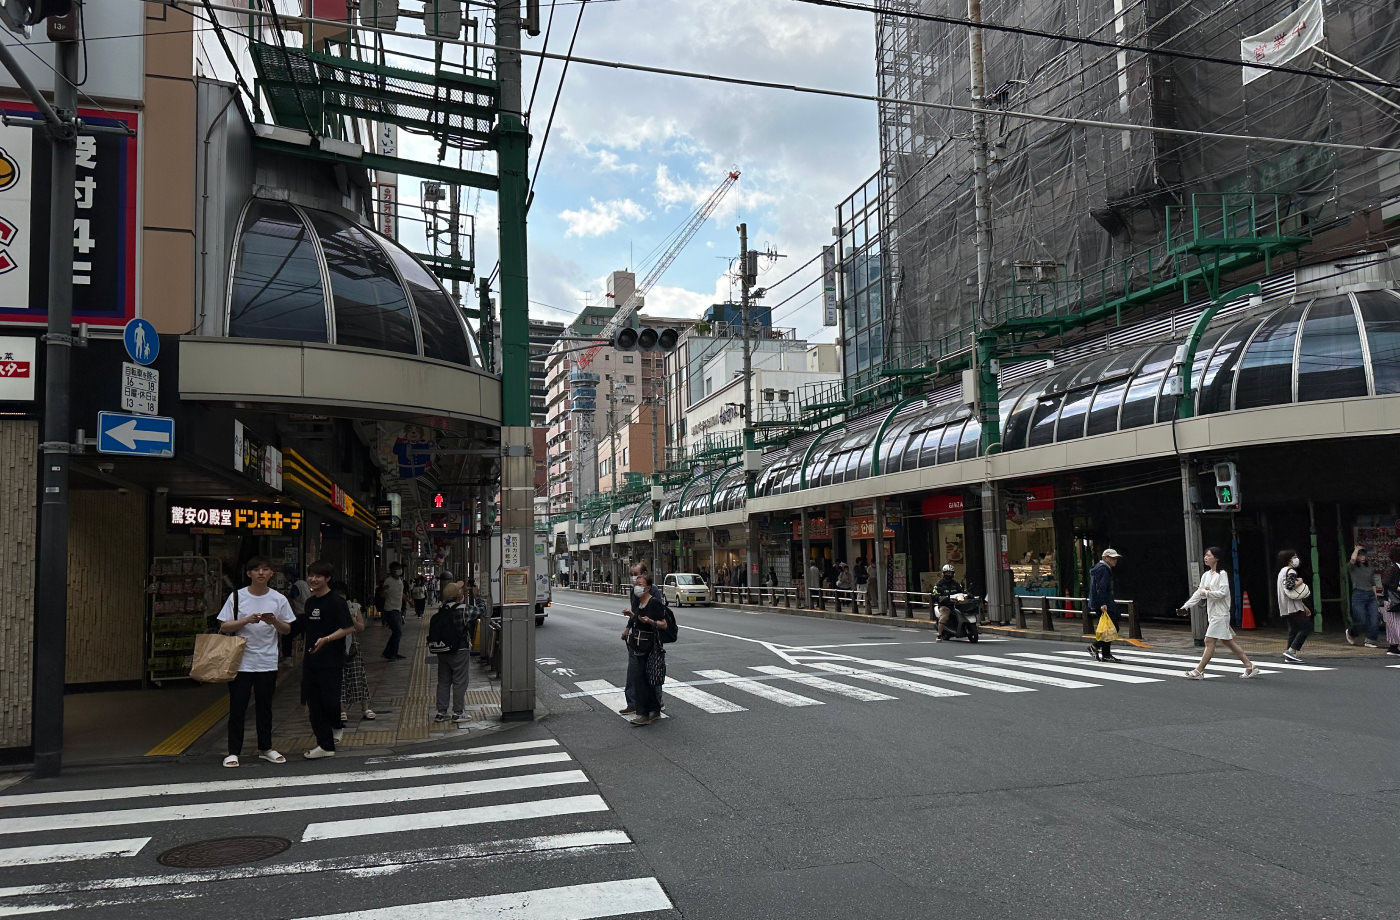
905, 591, 914, 619
1082, 600, 1096, 636
1015, 597, 1027, 629
1040, 596, 1053, 631
1126, 600, 1142, 640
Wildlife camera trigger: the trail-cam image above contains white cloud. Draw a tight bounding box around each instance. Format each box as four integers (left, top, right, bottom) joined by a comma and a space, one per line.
558, 198, 650, 238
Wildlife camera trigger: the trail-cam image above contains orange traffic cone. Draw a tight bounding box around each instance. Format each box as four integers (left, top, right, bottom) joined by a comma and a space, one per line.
1240, 591, 1256, 629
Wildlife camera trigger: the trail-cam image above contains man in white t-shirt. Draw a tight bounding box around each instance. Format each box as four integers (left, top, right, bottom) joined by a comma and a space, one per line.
380, 563, 407, 660
218, 556, 296, 767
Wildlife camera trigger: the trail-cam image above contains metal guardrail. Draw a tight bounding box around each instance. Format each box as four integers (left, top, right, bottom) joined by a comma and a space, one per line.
1013, 595, 1140, 640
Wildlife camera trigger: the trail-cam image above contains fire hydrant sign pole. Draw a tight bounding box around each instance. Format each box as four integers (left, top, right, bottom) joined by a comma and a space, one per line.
495, 0, 535, 720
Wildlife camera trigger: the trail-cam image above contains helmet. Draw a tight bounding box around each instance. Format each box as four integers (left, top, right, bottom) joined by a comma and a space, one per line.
941, 564, 956, 575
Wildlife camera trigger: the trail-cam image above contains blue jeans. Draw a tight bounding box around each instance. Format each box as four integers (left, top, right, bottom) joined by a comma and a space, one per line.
1350, 590, 1379, 640
382, 609, 404, 657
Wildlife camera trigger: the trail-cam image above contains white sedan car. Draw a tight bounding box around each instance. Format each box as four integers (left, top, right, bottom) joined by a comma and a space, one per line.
663, 573, 711, 606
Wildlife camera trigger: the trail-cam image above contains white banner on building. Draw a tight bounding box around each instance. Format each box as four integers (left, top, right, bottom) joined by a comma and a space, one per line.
376, 183, 398, 240
1240, 0, 1324, 85
822, 244, 838, 326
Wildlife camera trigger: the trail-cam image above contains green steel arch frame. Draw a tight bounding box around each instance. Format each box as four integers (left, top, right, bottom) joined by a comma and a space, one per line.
710, 463, 744, 508
798, 426, 845, 490
868, 394, 925, 477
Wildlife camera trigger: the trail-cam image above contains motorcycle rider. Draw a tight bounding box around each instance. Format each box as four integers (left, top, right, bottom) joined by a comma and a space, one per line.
933, 564, 965, 640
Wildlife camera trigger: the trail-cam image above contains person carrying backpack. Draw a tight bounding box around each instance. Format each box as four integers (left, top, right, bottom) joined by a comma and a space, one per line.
428, 581, 474, 723
620, 573, 673, 726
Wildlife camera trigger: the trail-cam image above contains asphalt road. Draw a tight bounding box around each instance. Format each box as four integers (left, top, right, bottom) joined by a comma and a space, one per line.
2, 587, 1395, 919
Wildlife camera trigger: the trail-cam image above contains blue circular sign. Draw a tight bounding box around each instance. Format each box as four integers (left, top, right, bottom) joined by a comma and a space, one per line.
123, 318, 158, 366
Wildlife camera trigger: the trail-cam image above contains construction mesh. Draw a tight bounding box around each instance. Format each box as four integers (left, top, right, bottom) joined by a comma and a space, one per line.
876, 0, 1400, 355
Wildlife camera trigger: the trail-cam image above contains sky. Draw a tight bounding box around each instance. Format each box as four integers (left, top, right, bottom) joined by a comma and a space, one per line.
394, 0, 881, 345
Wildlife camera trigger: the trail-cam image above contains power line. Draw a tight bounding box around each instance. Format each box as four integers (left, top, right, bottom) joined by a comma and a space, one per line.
791, 0, 1400, 93
528, 0, 590, 199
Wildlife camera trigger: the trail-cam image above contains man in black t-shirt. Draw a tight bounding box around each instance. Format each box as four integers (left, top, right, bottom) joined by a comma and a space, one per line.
302, 560, 355, 759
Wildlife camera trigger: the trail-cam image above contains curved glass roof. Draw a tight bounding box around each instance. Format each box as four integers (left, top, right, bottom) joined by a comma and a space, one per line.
227, 198, 479, 367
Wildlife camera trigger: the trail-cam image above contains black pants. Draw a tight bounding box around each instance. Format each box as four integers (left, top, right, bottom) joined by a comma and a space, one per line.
228, 671, 277, 755
413, 598, 427, 618
304, 666, 344, 751
1286, 611, 1312, 651
627, 651, 662, 716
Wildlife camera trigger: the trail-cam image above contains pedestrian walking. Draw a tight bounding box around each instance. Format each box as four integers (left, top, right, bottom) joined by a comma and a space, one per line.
1181, 547, 1261, 679
411, 576, 428, 618
621, 573, 669, 726
1346, 545, 1383, 648
853, 557, 870, 609
836, 562, 854, 609
429, 581, 474, 724
301, 561, 356, 759
218, 556, 295, 767
620, 563, 665, 716
1276, 549, 1312, 663
1087, 548, 1124, 662
379, 563, 407, 660
808, 559, 825, 609
1382, 546, 1400, 657
338, 586, 377, 723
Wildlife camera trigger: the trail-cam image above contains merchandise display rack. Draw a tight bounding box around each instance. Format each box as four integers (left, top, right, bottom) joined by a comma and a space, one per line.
147, 556, 223, 685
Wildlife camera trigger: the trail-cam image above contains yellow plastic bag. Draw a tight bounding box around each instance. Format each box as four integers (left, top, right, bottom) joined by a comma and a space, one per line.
1095, 612, 1120, 643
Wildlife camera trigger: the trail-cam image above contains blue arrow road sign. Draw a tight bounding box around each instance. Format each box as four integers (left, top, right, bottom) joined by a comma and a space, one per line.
97, 411, 175, 457
123, 318, 159, 365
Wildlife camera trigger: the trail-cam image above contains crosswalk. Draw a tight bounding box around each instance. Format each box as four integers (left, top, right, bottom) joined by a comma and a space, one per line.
567, 647, 1337, 722
0, 738, 674, 919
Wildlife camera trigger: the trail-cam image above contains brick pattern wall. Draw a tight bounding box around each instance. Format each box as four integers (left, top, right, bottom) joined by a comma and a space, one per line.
66, 490, 147, 685
0, 421, 37, 750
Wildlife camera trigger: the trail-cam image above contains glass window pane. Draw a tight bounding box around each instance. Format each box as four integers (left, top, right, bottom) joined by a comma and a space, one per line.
1003, 384, 1045, 450
1358, 290, 1400, 395
1085, 379, 1128, 436
1056, 386, 1095, 441
382, 241, 473, 366
937, 420, 966, 464
1296, 295, 1367, 402
1026, 392, 1063, 447
1234, 304, 1305, 409
228, 200, 328, 343
305, 210, 417, 355
1119, 345, 1173, 429
1197, 319, 1256, 415
956, 418, 982, 460
997, 383, 1033, 434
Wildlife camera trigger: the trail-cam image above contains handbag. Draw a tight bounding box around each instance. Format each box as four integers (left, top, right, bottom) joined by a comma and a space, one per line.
190, 590, 246, 683
1094, 611, 1120, 643
645, 644, 666, 686
1283, 578, 1311, 602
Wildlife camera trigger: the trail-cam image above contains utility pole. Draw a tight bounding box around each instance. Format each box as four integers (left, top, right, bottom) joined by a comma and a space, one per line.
0, 15, 83, 778
494, 0, 535, 720
607, 380, 623, 585
738, 224, 759, 600
649, 356, 662, 579
966, 0, 1007, 624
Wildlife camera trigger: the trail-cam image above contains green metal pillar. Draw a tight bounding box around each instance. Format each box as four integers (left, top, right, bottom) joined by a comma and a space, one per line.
976, 330, 1001, 451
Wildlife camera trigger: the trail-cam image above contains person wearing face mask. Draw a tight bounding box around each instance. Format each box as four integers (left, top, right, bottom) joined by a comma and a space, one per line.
620, 574, 670, 725
619, 563, 665, 716
1276, 548, 1312, 663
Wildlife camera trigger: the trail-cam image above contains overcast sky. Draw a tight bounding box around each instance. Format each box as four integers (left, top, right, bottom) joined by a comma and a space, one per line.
397, 0, 879, 344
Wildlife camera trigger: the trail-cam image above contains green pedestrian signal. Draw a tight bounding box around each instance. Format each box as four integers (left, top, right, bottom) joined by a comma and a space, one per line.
1212, 461, 1240, 511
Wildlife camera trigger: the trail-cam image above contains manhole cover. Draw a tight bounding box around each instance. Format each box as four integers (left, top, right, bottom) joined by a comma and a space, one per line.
158, 836, 291, 868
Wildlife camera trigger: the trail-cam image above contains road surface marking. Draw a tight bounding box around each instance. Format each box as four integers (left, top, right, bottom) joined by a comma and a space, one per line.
693, 670, 824, 707
1010, 652, 1225, 678
365, 739, 561, 763
0, 838, 149, 869
748, 666, 897, 701
302, 794, 611, 842
861, 659, 1036, 693
906, 657, 1100, 689
663, 683, 748, 713
0, 753, 574, 810
1084, 648, 1311, 671
807, 663, 967, 698
962, 654, 1160, 682
0, 770, 592, 835
0, 832, 632, 900
292, 877, 671, 920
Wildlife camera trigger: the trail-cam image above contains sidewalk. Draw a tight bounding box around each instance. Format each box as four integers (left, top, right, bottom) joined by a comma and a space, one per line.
185, 606, 509, 762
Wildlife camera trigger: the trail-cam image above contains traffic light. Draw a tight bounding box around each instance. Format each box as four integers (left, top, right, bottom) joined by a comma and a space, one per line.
1213, 461, 1240, 510
0, 0, 71, 32
613, 327, 681, 352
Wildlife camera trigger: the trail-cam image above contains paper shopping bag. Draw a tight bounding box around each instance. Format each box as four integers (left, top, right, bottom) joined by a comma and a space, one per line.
190, 633, 246, 683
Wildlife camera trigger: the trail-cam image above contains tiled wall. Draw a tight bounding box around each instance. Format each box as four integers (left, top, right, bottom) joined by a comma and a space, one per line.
0, 421, 36, 750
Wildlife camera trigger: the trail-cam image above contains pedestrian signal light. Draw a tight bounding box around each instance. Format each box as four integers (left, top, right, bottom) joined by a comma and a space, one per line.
433, 492, 444, 509
1213, 461, 1240, 510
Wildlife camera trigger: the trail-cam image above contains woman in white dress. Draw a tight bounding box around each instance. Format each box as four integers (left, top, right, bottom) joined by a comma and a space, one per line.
1181, 547, 1261, 680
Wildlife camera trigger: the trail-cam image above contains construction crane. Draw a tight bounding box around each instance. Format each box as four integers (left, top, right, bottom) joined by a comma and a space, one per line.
575, 169, 741, 370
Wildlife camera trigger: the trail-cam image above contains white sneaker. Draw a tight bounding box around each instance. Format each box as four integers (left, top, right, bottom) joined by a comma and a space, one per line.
1345, 629, 1357, 645
1241, 666, 1262, 679
332, 728, 344, 743
304, 746, 335, 759
1283, 649, 1302, 663
1364, 641, 1379, 649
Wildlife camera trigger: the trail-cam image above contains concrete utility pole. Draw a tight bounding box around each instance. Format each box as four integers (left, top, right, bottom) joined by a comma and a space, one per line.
649, 356, 662, 579
607, 381, 622, 584
1179, 458, 1207, 646
738, 224, 759, 599
966, 0, 1007, 624
495, 0, 535, 719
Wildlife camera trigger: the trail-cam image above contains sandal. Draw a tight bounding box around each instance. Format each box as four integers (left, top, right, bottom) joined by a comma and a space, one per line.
222, 754, 240, 768
258, 750, 287, 764
363, 709, 376, 720
1184, 669, 1204, 680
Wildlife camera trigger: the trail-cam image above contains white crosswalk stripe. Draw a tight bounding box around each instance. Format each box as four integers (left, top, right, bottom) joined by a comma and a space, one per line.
860, 658, 1036, 693
693, 670, 823, 706
1078, 648, 1323, 672
807, 662, 968, 698
961, 654, 1161, 682
747, 666, 897, 701
906, 657, 1100, 689
662, 682, 749, 713
1011, 651, 1229, 678
0, 739, 674, 919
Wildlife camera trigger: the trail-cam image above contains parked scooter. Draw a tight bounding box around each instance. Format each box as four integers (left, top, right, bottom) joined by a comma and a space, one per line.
935, 593, 982, 642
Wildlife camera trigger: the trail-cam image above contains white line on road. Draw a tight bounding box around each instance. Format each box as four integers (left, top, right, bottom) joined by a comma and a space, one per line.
0, 753, 574, 811
0, 838, 149, 869
906, 657, 1100, 689
861, 659, 1036, 693
1010, 652, 1225, 679
693, 670, 824, 707
365, 739, 562, 764
663, 682, 748, 713
748, 666, 897, 701
0, 771, 592, 836
0, 831, 633, 901
571, 679, 664, 722
807, 663, 967, 698
1086, 648, 1307, 671
302, 794, 612, 842
963, 654, 1160, 683
293, 877, 672, 920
